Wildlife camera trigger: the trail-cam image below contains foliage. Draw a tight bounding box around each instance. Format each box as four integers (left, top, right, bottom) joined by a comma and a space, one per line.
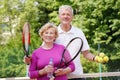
69, 0, 120, 72
0, 30, 25, 77
0, 0, 120, 78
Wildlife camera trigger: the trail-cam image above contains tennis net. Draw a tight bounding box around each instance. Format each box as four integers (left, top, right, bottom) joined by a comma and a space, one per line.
0, 72, 120, 80
68, 72, 120, 80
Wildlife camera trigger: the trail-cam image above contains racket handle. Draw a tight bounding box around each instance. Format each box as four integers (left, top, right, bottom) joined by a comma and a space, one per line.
26, 54, 29, 57
25, 51, 29, 57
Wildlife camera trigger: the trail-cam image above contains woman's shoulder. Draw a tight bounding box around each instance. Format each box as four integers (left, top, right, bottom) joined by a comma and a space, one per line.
32, 47, 42, 54
54, 43, 65, 48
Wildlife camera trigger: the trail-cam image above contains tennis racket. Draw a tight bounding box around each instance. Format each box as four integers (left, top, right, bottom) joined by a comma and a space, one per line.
22, 22, 30, 57
58, 37, 83, 69
22, 22, 30, 77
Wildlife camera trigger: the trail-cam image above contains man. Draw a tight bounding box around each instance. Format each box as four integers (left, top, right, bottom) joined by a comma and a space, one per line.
55, 5, 95, 80
24, 5, 96, 80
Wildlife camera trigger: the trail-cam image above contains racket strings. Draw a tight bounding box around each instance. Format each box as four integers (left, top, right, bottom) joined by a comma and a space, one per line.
22, 22, 30, 57
58, 37, 83, 68
66, 37, 83, 64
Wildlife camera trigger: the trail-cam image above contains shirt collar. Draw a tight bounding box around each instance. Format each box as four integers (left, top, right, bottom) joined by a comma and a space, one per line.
58, 25, 74, 34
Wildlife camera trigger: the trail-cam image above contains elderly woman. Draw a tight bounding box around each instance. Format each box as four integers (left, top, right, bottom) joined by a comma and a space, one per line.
29, 22, 75, 80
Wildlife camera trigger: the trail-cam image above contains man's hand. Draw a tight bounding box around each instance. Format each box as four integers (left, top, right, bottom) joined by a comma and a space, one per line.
94, 52, 109, 63
23, 56, 32, 64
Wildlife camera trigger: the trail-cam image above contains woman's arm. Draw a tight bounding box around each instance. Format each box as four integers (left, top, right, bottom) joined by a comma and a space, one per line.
29, 53, 40, 78
54, 49, 75, 76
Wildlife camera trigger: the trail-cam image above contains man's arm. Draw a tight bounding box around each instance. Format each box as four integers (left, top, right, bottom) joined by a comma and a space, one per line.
82, 50, 95, 61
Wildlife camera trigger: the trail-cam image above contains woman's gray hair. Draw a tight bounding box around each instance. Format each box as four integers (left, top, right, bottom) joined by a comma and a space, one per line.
58, 5, 73, 15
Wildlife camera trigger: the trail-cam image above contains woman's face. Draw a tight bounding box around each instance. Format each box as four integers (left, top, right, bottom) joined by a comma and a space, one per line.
42, 28, 56, 43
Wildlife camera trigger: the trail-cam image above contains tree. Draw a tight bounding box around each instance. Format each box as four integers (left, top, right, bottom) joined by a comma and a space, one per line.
0, 0, 120, 77
72, 0, 120, 72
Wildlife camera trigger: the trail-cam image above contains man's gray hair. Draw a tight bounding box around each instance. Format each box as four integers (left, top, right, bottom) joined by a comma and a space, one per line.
58, 5, 73, 15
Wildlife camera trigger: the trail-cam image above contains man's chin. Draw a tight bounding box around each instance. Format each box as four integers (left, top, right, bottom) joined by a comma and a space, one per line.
62, 22, 69, 25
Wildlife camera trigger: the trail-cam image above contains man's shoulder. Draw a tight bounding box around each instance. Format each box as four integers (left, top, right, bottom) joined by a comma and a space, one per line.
71, 26, 83, 33
72, 26, 82, 30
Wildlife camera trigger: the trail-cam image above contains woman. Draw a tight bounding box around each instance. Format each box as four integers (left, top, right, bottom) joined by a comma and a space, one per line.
29, 22, 75, 80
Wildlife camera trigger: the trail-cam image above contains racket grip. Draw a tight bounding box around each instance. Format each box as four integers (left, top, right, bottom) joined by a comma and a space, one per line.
25, 51, 29, 57
53, 73, 56, 77
26, 54, 29, 57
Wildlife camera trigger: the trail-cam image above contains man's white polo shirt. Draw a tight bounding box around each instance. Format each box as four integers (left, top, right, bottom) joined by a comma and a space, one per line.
55, 25, 90, 75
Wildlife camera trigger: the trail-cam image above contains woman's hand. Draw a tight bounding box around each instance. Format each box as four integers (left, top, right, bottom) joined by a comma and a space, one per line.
39, 65, 54, 76
23, 56, 32, 64
44, 65, 54, 74
54, 67, 72, 76
54, 68, 65, 76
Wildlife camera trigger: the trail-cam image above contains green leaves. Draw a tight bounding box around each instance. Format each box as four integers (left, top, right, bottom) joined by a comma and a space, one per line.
0, 0, 120, 77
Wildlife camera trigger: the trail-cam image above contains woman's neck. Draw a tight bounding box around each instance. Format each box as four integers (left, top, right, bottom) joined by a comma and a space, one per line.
42, 42, 54, 49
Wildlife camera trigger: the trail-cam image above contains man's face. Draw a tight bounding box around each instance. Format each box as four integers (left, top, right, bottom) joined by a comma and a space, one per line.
59, 9, 73, 25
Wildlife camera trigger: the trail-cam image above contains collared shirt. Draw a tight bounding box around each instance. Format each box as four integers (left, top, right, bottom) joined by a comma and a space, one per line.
55, 25, 90, 75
